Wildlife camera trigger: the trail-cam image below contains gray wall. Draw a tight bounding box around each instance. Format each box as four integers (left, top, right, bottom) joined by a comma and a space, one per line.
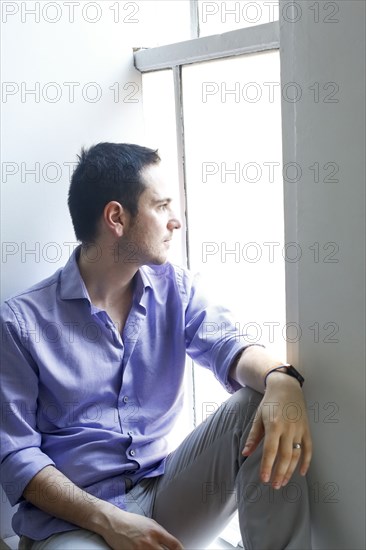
281, 1, 365, 548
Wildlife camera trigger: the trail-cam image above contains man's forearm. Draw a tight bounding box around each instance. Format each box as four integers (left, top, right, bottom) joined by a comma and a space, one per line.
23, 465, 117, 537
23, 465, 183, 550
230, 344, 296, 393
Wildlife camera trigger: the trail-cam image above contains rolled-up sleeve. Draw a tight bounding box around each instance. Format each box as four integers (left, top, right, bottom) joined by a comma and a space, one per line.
184, 272, 263, 393
0, 304, 55, 505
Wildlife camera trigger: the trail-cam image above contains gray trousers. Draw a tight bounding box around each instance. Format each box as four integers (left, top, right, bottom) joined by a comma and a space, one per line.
20, 387, 311, 550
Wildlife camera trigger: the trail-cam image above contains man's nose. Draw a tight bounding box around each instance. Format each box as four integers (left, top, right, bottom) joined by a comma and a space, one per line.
168, 216, 182, 230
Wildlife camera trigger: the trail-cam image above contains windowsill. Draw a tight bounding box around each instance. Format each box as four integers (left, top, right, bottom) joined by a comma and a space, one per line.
208, 513, 243, 549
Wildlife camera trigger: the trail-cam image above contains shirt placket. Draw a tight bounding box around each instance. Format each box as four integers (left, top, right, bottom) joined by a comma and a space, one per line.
118, 300, 146, 464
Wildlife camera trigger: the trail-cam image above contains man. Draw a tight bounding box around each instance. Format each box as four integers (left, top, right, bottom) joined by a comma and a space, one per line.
1, 143, 312, 550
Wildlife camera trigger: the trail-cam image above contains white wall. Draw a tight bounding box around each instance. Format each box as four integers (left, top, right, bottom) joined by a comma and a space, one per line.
0, 1, 145, 539
1, 2, 145, 300
280, 1, 365, 548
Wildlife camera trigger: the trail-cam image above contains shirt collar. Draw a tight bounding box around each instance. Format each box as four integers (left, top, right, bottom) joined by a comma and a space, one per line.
60, 245, 153, 304
59, 246, 90, 302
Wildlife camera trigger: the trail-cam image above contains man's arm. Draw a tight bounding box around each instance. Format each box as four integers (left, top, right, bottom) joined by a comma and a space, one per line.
229, 345, 312, 489
23, 466, 183, 550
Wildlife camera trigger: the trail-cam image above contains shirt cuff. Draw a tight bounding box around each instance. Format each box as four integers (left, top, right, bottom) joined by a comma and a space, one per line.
1, 447, 55, 505
222, 340, 266, 394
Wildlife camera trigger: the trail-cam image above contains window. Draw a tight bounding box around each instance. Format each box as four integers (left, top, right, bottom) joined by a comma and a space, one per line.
182, 50, 285, 422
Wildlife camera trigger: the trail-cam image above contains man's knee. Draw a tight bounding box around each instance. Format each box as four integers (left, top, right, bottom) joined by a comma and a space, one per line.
216, 387, 263, 432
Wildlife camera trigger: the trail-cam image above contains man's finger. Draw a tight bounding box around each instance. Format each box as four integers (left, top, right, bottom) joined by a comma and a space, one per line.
242, 411, 264, 456
299, 436, 313, 476
266, 434, 297, 488
280, 442, 303, 486
260, 430, 281, 483
159, 530, 184, 550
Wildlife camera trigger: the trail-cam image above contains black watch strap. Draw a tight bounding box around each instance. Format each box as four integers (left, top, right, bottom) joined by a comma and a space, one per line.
264, 364, 305, 388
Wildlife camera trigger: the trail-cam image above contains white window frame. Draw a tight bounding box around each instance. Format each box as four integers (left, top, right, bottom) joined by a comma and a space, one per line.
134, 20, 280, 270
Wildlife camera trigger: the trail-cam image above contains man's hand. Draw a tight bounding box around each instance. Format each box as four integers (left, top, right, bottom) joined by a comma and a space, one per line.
229, 345, 313, 488
98, 509, 184, 550
242, 373, 312, 488
23, 466, 183, 550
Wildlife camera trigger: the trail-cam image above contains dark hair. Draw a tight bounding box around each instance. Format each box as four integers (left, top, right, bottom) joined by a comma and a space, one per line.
68, 142, 160, 243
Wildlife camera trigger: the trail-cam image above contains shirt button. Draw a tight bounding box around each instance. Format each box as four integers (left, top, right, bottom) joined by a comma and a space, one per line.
127, 430, 134, 436
123, 396, 129, 403
129, 449, 136, 457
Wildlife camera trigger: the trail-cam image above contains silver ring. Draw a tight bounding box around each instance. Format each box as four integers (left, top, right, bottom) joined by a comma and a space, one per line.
293, 442, 302, 450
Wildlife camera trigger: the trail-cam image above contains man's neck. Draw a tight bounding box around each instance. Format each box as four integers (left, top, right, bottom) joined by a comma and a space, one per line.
77, 243, 139, 309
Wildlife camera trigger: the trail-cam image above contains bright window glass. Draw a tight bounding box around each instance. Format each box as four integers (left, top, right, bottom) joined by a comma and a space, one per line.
182, 50, 285, 418
199, 0, 279, 36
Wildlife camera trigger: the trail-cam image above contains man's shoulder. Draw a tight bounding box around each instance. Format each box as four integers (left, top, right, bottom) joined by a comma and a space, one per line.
1, 268, 62, 315
140, 262, 195, 298
141, 261, 190, 279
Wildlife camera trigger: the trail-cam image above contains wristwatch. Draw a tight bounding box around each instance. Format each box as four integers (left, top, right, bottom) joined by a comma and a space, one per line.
264, 364, 305, 388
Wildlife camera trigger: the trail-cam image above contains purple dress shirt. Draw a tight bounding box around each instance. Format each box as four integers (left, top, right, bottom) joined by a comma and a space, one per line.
0, 247, 253, 540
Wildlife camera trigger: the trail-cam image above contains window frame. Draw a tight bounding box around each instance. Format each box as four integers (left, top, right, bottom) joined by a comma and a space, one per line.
134, 21, 279, 71
134, 20, 280, 271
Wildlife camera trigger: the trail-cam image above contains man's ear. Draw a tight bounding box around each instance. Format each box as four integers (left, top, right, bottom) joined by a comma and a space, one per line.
103, 201, 127, 237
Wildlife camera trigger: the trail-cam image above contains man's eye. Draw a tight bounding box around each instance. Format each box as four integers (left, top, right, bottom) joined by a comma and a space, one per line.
159, 204, 168, 210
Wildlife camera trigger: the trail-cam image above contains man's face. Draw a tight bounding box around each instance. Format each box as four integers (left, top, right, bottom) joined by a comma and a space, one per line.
120, 163, 182, 266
